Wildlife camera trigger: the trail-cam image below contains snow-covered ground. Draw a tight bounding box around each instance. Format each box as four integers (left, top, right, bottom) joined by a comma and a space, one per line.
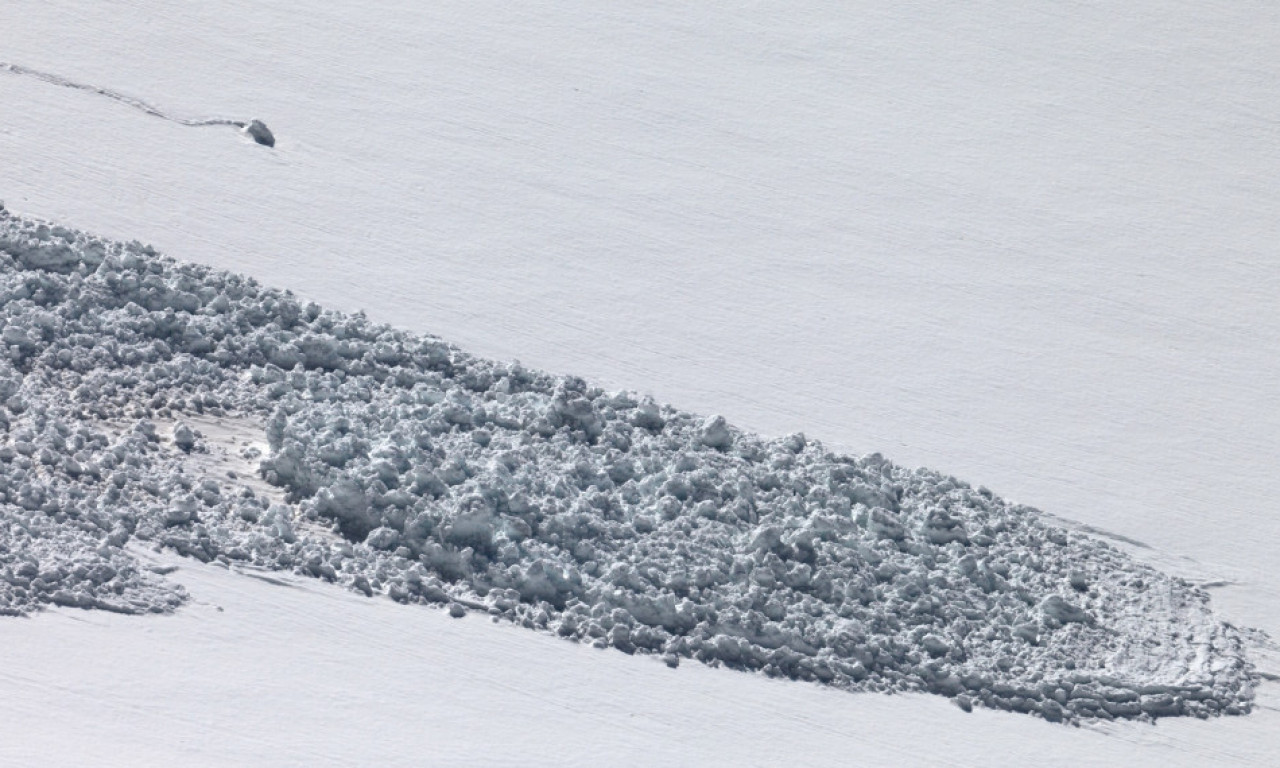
1, 551, 1273, 768
2, 0, 1278, 764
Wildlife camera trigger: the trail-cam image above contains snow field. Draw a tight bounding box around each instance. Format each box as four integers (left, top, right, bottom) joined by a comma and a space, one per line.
5, 550, 1270, 768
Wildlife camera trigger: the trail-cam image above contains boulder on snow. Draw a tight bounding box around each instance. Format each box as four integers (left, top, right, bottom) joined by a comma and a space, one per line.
243, 119, 275, 147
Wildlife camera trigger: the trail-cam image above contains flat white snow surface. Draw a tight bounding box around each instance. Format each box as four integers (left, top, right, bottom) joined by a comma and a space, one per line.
2, 0, 1279, 763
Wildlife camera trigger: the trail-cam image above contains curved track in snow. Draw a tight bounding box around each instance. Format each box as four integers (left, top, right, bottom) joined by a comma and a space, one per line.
0, 62, 271, 145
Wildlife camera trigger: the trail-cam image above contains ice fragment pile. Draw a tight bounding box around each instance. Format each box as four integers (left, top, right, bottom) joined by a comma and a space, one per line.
0, 209, 1256, 722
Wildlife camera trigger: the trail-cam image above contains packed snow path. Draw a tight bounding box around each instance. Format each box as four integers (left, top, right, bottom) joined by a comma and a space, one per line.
0, 209, 1256, 723
0, 62, 274, 146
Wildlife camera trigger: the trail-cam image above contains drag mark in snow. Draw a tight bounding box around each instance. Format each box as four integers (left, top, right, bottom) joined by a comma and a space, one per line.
0, 62, 274, 146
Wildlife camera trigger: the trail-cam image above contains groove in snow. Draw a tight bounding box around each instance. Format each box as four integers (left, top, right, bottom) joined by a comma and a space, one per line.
0, 62, 274, 146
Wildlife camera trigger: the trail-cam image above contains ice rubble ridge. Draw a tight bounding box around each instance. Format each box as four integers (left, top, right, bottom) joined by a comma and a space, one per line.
0, 209, 1256, 722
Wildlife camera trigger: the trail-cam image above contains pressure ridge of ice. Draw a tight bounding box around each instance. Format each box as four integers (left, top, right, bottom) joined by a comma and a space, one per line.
0, 210, 1256, 722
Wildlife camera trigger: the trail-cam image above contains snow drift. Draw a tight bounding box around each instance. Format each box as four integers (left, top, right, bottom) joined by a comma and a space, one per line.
0, 209, 1256, 722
